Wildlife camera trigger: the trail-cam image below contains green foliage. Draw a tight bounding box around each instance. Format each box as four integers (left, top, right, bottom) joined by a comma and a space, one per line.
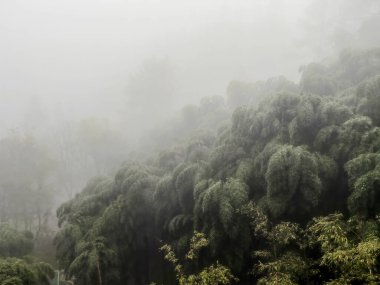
194, 178, 251, 270
0, 258, 53, 285
0, 224, 34, 258
55, 163, 158, 284
209, 142, 246, 180
308, 214, 380, 284
160, 232, 238, 285
308, 214, 349, 252
174, 163, 202, 213
53, 48, 380, 284
265, 145, 322, 220
355, 75, 380, 126
68, 236, 117, 285
242, 202, 310, 284
345, 153, 380, 217
255, 252, 307, 285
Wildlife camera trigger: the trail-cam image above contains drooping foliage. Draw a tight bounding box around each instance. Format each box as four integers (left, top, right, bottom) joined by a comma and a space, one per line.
265, 145, 323, 220
345, 153, 380, 217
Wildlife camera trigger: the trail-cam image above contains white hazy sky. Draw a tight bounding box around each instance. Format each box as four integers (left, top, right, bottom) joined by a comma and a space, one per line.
0, 0, 377, 132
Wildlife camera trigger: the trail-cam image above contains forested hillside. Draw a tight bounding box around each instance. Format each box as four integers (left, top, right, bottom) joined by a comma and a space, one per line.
55, 48, 380, 285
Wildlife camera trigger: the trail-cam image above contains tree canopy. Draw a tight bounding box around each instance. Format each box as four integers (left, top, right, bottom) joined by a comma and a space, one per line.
54, 48, 380, 284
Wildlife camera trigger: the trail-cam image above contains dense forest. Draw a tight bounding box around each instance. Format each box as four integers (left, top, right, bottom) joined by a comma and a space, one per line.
1, 44, 380, 285
1, 1, 380, 284
0, 49, 380, 285
33, 48, 379, 285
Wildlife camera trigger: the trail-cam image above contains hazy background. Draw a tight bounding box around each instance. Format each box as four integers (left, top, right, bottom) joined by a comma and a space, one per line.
1, 0, 379, 130
0, 0, 379, 202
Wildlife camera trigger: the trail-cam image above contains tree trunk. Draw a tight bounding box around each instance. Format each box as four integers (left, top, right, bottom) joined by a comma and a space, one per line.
97, 259, 103, 285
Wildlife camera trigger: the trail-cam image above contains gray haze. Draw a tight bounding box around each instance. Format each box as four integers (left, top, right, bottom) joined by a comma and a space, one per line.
0, 0, 379, 202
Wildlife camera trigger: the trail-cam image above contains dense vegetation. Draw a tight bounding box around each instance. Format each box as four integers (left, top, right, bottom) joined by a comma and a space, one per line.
53, 48, 380, 284
0, 224, 54, 285
0, 49, 354, 285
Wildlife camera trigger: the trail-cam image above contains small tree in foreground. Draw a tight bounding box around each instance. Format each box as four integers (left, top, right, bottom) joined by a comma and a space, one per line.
308, 213, 380, 284
158, 232, 237, 285
241, 202, 312, 285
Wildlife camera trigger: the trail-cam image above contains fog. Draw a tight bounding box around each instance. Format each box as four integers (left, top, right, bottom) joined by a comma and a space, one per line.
1, 0, 377, 127
1, 0, 380, 278
0, 0, 379, 204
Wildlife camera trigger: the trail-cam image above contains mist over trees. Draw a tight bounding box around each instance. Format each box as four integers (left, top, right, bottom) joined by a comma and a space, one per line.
53, 48, 380, 284
0, 0, 380, 284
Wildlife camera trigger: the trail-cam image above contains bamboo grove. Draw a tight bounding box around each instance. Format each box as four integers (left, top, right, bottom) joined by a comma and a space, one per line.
53, 48, 380, 284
